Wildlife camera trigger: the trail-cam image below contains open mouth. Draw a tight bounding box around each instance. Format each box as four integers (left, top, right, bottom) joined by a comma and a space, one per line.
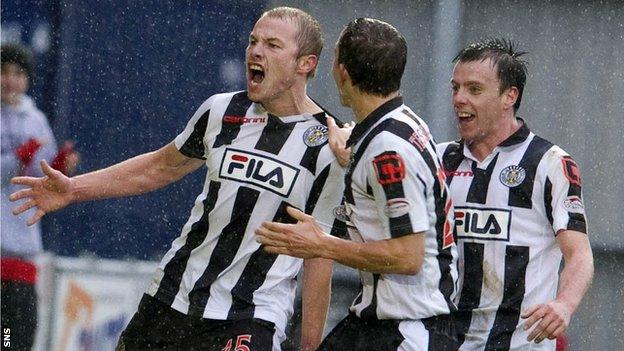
248, 64, 265, 84
457, 111, 475, 123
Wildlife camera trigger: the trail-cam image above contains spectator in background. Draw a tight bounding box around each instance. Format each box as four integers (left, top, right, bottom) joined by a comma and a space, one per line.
1, 42, 79, 350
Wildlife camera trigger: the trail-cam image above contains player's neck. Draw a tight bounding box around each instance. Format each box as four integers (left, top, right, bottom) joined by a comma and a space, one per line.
468, 116, 521, 162
351, 91, 399, 123
262, 84, 322, 117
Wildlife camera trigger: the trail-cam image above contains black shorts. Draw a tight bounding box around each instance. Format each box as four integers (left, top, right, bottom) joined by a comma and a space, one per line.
117, 294, 277, 350
318, 313, 458, 351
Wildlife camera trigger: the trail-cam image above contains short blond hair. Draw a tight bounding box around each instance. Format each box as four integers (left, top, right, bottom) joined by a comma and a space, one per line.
261, 7, 323, 78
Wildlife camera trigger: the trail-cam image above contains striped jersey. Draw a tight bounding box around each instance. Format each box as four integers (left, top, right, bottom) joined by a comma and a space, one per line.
145, 91, 344, 334
438, 120, 588, 351
342, 96, 458, 321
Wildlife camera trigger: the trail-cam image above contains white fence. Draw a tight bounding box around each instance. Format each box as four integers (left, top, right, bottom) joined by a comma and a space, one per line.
33, 255, 156, 351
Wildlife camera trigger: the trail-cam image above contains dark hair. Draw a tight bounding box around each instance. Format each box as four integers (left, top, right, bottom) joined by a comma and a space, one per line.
453, 38, 528, 112
262, 7, 323, 78
1, 43, 34, 77
337, 18, 407, 96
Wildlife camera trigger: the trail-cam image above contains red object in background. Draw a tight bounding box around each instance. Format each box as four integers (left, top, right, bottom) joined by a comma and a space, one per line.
556, 334, 568, 351
51, 142, 75, 174
15, 138, 42, 166
1, 257, 37, 284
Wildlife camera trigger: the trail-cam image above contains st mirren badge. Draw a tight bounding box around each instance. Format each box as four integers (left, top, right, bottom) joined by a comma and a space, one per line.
303, 125, 328, 147
333, 205, 349, 223
499, 165, 526, 187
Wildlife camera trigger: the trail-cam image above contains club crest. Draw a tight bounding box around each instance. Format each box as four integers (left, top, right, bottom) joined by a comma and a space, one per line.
499, 165, 526, 187
303, 125, 328, 147
333, 205, 349, 223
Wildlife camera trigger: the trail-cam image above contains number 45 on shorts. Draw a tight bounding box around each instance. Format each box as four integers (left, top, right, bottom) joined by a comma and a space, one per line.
222, 334, 252, 351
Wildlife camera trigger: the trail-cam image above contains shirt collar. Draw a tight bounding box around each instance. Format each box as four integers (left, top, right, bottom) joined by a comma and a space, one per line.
460, 117, 531, 154
459, 118, 531, 162
498, 118, 530, 147
346, 96, 403, 147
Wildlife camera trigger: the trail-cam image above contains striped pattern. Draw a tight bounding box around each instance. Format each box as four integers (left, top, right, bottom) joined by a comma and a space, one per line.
343, 96, 458, 321
146, 91, 344, 334
438, 120, 588, 350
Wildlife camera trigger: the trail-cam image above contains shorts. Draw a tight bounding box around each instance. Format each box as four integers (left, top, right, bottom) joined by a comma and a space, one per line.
318, 312, 458, 351
117, 294, 280, 350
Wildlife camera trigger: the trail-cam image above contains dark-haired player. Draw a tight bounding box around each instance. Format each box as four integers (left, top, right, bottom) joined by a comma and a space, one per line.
439, 38, 593, 350
257, 18, 458, 350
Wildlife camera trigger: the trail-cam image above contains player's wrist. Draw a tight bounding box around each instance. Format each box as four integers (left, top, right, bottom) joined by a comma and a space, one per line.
65, 177, 80, 204
552, 298, 575, 319
318, 234, 341, 260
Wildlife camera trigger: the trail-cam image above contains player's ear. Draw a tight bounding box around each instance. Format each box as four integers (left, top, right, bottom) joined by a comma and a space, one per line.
297, 54, 318, 76
338, 63, 353, 87
502, 86, 519, 111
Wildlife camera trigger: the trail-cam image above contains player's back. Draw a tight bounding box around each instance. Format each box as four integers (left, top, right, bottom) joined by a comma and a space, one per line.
344, 96, 458, 321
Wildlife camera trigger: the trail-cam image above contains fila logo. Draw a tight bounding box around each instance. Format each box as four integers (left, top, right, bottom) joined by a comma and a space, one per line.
219, 148, 299, 197
454, 207, 511, 241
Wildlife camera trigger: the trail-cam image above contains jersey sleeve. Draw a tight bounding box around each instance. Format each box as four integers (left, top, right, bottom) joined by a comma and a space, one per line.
174, 95, 216, 160
306, 145, 346, 235
543, 146, 587, 235
365, 139, 430, 238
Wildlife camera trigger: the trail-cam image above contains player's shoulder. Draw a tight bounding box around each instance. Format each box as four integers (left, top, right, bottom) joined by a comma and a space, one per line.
366, 128, 418, 163
436, 140, 461, 156
194, 90, 255, 121
205, 90, 248, 106
528, 133, 569, 163
541, 142, 577, 171
311, 102, 345, 128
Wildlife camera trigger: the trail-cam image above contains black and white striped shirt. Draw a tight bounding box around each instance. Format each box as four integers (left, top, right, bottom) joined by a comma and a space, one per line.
438, 120, 588, 350
343, 96, 458, 321
145, 91, 344, 334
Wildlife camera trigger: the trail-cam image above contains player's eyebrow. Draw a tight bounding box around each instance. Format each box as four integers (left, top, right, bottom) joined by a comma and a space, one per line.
260, 36, 286, 47
249, 33, 285, 46
450, 79, 485, 86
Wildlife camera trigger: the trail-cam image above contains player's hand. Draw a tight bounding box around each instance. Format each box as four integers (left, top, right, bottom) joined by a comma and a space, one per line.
9, 159, 75, 225
521, 300, 571, 343
255, 206, 328, 259
327, 116, 354, 167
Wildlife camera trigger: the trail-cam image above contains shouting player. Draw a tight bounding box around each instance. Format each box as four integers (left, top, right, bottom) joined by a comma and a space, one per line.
10, 7, 345, 351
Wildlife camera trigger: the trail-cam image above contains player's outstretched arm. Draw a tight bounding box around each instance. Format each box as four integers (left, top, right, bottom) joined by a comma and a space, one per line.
521, 230, 593, 343
256, 206, 424, 275
10, 142, 204, 225
301, 257, 332, 351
